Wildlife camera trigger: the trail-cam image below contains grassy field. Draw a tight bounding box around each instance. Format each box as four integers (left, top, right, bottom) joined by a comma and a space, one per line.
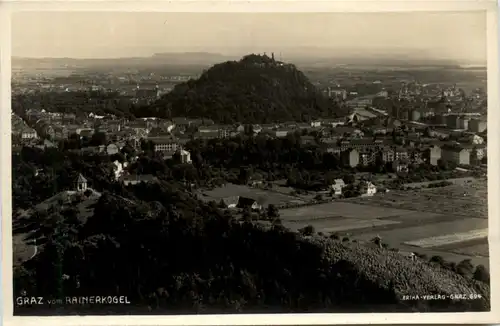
350, 218, 487, 244
449, 243, 490, 257
344, 180, 487, 218
431, 238, 490, 258
280, 202, 418, 221
276, 179, 489, 266
198, 183, 305, 206
403, 229, 488, 248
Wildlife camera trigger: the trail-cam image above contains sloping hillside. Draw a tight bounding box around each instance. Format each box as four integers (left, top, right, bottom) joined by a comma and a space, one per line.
136, 54, 346, 123
13, 189, 102, 266
311, 237, 489, 311
13, 187, 489, 314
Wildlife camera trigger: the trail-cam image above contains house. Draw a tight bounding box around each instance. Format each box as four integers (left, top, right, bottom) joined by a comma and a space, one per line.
188, 119, 204, 127
297, 123, 311, 130
392, 160, 409, 173
75, 174, 88, 192
310, 120, 322, 128
21, 127, 38, 140
199, 125, 220, 133
441, 144, 471, 165
394, 147, 409, 161
235, 124, 246, 133
112, 160, 127, 181
252, 124, 263, 134
260, 123, 278, 131
148, 127, 172, 137
237, 197, 263, 211
381, 147, 395, 163
106, 143, 120, 155
373, 127, 388, 135
458, 117, 470, 130
148, 136, 179, 152
332, 126, 361, 137
341, 149, 360, 168
162, 150, 178, 160
283, 121, 298, 128
201, 118, 215, 126
359, 150, 376, 166
330, 179, 345, 196
446, 115, 460, 129
468, 119, 487, 133
321, 118, 345, 128
300, 136, 317, 145
121, 174, 158, 186
178, 149, 192, 164
409, 150, 425, 164
360, 181, 377, 196
195, 131, 219, 140
126, 121, 150, 137
219, 196, 240, 209
272, 128, 295, 138
425, 145, 442, 166
34, 139, 57, 150
326, 146, 342, 155
218, 126, 232, 139
172, 117, 190, 130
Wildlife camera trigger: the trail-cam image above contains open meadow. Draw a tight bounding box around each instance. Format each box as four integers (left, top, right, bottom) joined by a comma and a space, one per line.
278, 179, 489, 266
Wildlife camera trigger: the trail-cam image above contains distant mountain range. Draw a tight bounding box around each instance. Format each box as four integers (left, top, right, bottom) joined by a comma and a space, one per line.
12, 53, 235, 70
12, 50, 482, 70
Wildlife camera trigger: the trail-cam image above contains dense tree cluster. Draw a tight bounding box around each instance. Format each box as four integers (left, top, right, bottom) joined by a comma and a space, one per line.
12, 147, 117, 210
134, 54, 349, 124
12, 91, 136, 118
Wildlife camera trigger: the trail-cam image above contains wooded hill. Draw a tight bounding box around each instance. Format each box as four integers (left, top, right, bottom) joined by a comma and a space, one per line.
135, 54, 348, 123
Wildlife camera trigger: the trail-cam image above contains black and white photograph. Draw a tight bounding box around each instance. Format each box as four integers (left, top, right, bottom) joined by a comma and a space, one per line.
2, 4, 499, 323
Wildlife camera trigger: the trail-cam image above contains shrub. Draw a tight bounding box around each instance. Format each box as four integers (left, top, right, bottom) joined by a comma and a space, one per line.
415, 253, 428, 260
456, 259, 475, 279
299, 225, 315, 236
430, 255, 445, 265
473, 265, 490, 283
330, 233, 340, 240
342, 237, 350, 242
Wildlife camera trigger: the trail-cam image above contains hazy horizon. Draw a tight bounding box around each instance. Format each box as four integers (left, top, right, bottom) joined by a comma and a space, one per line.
12, 11, 487, 65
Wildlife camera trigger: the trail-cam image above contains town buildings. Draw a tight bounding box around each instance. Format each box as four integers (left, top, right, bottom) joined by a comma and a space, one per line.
468, 119, 487, 133
441, 144, 471, 165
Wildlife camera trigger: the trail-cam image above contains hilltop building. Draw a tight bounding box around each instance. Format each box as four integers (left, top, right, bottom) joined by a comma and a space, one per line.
75, 174, 88, 192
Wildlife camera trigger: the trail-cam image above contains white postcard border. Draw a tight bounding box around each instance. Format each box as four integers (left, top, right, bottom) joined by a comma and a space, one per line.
1, 1, 499, 325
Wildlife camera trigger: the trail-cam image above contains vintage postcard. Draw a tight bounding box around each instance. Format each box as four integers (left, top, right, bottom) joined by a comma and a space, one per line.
1, 1, 499, 325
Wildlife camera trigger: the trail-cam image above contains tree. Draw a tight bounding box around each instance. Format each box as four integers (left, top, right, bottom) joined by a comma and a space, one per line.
437, 159, 448, 171
242, 207, 252, 220
90, 131, 107, 146
342, 174, 355, 185
267, 204, 280, 218
473, 265, 490, 283
238, 167, 252, 185
456, 259, 475, 279
299, 225, 315, 236
371, 236, 382, 249
430, 255, 445, 265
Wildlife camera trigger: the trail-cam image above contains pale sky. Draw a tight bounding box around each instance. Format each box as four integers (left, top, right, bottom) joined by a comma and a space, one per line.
12, 11, 487, 63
